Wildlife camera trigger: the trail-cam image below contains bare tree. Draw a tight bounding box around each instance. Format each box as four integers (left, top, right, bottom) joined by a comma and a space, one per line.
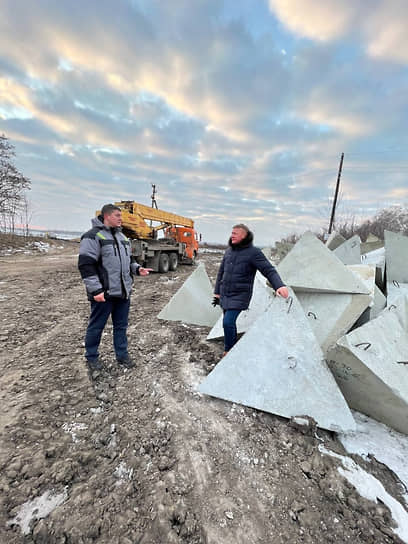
0, 134, 31, 232
19, 194, 33, 237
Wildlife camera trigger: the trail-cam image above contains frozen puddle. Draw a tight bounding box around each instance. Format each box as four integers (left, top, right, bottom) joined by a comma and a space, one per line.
320, 445, 408, 543
7, 488, 68, 535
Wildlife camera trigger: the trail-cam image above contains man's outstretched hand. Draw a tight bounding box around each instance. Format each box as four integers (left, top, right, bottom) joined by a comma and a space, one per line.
139, 267, 153, 276
212, 295, 220, 307
276, 286, 289, 298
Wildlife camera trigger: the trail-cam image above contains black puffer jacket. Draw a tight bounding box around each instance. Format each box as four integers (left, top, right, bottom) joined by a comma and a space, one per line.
214, 231, 285, 310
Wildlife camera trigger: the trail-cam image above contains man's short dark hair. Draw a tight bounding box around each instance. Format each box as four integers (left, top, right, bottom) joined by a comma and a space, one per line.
233, 223, 250, 233
101, 204, 121, 218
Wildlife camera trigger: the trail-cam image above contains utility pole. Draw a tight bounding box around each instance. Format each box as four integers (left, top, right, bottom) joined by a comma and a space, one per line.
328, 152, 344, 234
151, 184, 158, 209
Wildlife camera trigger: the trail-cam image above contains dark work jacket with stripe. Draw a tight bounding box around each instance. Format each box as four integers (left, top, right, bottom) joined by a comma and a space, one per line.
78, 216, 139, 300
214, 231, 285, 310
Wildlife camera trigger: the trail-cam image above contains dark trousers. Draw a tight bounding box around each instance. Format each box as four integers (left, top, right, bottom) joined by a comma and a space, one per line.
223, 309, 242, 352
85, 297, 131, 362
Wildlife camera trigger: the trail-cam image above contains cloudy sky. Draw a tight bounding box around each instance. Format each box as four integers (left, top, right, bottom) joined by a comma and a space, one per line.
1, 0, 408, 244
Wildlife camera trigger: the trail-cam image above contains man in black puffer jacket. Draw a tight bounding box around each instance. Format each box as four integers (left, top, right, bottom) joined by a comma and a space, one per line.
213, 224, 288, 355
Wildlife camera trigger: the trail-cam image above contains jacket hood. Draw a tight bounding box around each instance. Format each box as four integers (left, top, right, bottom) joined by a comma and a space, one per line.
91, 215, 105, 228
228, 230, 254, 249
91, 215, 123, 232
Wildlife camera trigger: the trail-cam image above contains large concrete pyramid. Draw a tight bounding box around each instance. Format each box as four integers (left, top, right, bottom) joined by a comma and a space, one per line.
385, 230, 408, 283
199, 290, 356, 433
296, 291, 370, 354
325, 231, 345, 250
386, 293, 408, 330
387, 282, 408, 306
327, 309, 408, 435
361, 247, 385, 288
277, 232, 369, 294
158, 263, 222, 326
333, 234, 361, 265
207, 273, 275, 340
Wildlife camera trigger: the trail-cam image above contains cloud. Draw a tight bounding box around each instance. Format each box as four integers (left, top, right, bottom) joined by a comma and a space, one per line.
269, 0, 408, 63
0, 0, 407, 243
269, 0, 355, 41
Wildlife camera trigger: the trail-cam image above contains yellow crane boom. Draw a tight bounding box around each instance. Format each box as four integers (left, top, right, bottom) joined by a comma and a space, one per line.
114, 200, 194, 239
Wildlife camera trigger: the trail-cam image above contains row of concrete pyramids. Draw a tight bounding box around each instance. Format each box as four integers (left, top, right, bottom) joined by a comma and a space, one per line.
158, 230, 408, 435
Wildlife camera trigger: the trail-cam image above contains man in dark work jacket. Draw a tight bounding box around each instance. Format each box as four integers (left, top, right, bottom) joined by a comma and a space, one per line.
213, 224, 288, 355
78, 204, 152, 374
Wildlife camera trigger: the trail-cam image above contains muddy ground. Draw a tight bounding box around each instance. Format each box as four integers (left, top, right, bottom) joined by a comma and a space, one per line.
0, 236, 406, 543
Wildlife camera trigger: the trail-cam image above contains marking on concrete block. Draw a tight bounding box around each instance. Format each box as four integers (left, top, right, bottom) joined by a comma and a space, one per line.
199, 289, 356, 433
158, 263, 222, 326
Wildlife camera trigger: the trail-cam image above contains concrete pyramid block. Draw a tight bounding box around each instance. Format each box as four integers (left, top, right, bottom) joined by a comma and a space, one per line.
325, 231, 346, 250
347, 264, 386, 319
361, 247, 385, 288
296, 292, 370, 354
367, 233, 381, 243
327, 310, 408, 434
207, 273, 275, 340
384, 230, 408, 283
386, 293, 408, 330
199, 290, 356, 433
158, 263, 222, 326
387, 281, 408, 307
347, 265, 376, 301
352, 285, 386, 328
361, 233, 383, 254
277, 232, 370, 294
333, 235, 361, 265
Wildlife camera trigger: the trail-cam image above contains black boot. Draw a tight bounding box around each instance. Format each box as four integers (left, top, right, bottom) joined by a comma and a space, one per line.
117, 356, 135, 369
87, 358, 103, 372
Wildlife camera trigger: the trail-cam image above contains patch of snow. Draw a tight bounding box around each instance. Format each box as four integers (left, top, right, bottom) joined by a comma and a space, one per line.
320, 445, 408, 543
292, 416, 310, 427
33, 241, 50, 251
7, 488, 68, 535
62, 422, 87, 442
339, 411, 408, 495
114, 461, 133, 484
199, 248, 224, 254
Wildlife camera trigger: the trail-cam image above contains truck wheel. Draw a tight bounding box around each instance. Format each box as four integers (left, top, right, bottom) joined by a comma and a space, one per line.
169, 253, 178, 271
158, 253, 170, 273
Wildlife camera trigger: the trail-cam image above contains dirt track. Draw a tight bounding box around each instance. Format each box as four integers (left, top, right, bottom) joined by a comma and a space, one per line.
0, 242, 405, 543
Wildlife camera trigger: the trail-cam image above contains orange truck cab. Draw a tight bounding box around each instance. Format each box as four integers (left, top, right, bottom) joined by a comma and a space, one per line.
165, 226, 199, 261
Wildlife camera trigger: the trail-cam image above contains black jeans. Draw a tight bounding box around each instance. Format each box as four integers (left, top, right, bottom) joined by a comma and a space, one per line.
85, 297, 130, 362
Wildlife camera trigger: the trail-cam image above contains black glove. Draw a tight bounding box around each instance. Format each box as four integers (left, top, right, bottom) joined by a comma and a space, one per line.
212, 296, 220, 307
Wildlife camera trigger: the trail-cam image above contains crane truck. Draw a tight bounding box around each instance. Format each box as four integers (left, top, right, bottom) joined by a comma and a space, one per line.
100, 200, 199, 273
